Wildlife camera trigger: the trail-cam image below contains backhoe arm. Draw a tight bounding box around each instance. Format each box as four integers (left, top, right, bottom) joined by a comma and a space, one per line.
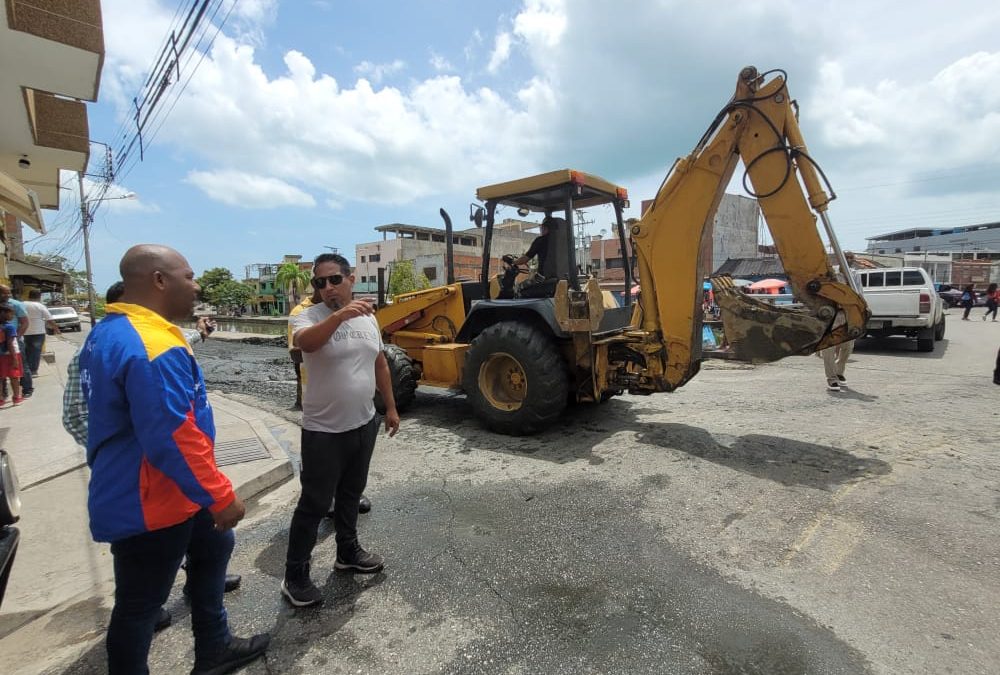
627, 66, 868, 392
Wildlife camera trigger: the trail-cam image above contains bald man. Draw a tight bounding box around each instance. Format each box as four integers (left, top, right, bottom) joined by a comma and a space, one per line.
81, 245, 268, 675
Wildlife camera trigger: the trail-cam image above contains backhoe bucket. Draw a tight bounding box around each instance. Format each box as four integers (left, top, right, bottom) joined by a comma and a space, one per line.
712, 276, 828, 363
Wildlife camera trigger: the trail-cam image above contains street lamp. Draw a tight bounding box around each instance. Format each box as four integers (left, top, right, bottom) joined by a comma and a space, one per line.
78, 172, 136, 325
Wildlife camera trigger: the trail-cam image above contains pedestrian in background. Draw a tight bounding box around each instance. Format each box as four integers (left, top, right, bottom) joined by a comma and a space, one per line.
982, 283, 999, 322
22, 288, 59, 376
0, 304, 25, 406
288, 289, 319, 411
961, 284, 976, 320
81, 245, 267, 674
822, 338, 854, 392
281, 253, 399, 608
0, 284, 30, 398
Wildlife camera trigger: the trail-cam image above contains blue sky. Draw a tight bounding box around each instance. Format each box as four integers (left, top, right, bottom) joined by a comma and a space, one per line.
29, 0, 1000, 292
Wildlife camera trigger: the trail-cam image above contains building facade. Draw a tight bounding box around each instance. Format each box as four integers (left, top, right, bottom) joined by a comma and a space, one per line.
866, 223, 1000, 286
244, 254, 311, 315
355, 219, 536, 294
0, 1, 104, 292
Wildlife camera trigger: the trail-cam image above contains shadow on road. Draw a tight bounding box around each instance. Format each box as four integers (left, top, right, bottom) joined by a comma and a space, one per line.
634, 423, 891, 491
854, 336, 949, 359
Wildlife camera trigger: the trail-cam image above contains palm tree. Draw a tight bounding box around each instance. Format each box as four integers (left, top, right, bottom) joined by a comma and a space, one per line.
276, 262, 311, 313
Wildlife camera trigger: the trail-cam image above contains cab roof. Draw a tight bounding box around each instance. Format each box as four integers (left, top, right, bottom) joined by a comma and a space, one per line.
476, 169, 627, 212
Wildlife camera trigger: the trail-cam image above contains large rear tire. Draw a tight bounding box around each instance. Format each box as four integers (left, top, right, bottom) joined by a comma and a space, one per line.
374, 344, 418, 414
916, 328, 935, 352
934, 316, 946, 341
463, 321, 568, 435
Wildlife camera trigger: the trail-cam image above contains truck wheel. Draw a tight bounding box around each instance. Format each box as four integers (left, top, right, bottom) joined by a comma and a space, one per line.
916, 328, 935, 352
463, 321, 568, 435
374, 344, 418, 414
934, 317, 946, 341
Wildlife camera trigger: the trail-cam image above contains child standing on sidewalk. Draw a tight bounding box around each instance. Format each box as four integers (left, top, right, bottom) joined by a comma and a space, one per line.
0, 304, 24, 406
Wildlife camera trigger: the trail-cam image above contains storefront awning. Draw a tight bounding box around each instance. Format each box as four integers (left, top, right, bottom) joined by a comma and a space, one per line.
0, 171, 45, 233
7, 259, 69, 285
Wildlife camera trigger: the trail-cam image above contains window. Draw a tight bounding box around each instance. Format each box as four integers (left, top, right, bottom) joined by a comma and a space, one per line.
361, 255, 366, 263
867, 272, 885, 287
903, 270, 925, 285
606, 257, 624, 269
369, 254, 381, 262
591, 259, 601, 269
417, 232, 429, 241
432, 234, 445, 242
884, 271, 902, 286
461, 237, 475, 246
423, 267, 437, 281
360, 276, 367, 283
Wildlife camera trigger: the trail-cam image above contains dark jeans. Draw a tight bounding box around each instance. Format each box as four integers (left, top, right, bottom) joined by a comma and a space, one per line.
985, 301, 998, 320
963, 303, 974, 319
17, 337, 31, 394
286, 417, 378, 572
23, 334, 45, 375
107, 509, 234, 674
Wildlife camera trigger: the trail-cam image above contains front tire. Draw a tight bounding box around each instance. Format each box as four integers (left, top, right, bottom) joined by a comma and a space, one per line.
463, 321, 568, 435
374, 344, 418, 414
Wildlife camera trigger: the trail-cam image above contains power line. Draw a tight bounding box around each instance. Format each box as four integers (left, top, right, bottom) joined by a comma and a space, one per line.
112, 0, 237, 189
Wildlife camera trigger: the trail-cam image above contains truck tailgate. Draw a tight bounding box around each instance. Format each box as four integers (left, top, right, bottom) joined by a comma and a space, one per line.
863, 289, 921, 317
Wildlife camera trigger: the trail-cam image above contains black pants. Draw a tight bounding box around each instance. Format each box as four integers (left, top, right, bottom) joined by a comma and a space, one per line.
107, 510, 233, 674
985, 301, 998, 320
286, 416, 378, 571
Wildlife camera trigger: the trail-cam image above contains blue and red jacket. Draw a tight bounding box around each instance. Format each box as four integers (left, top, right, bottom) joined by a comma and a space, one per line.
80, 303, 234, 542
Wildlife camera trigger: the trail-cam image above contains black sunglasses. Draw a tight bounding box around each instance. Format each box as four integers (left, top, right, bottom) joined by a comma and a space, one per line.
311, 274, 346, 289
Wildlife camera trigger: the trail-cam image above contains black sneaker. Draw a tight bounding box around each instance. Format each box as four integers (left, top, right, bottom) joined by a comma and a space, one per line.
281, 576, 323, 607
326, 495, 372, 518
183, 573, 241, 598
836, 375, 847, 385
827, 380, 841, 392
190, 633, 270, 675
335, 545, 384, 574
154, 607, 172, 632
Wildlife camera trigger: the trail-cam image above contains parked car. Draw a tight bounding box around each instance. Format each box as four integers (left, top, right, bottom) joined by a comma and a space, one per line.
858, 267, 945, 352
936, 284, 964, 308
0, 450, 21, 610
46, 306, 81, 333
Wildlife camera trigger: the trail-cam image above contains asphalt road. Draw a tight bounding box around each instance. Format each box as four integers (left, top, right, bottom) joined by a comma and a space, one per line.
57, 310, 999, 674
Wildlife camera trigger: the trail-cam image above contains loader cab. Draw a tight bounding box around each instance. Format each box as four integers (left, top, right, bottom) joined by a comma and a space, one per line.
472, 169, 633, 304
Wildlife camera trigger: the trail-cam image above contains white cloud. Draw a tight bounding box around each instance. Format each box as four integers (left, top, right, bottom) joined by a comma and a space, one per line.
185, 170, 317, 208
97, 0, 1000, 245
487, 32, 513, 73
353, 59, 407, 84
429, 52, 453, 73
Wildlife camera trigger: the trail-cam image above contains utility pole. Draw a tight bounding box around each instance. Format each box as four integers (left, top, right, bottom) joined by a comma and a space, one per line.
78, 172, 97, 327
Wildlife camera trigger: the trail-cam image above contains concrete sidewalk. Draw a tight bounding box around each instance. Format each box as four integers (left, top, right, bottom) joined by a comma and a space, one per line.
0, 333, 297, 673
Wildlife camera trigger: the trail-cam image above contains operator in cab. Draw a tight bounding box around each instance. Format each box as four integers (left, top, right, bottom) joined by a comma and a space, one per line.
503, 218, 551, 275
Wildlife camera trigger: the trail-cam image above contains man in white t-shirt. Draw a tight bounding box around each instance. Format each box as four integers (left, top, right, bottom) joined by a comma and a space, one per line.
23, 289, 59, 377
281, 253, 400, 608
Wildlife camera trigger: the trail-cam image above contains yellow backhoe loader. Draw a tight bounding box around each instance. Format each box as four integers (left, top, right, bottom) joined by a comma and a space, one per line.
374, 66, 869, 435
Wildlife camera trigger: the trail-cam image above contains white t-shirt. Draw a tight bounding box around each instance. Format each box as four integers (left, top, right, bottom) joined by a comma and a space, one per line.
24, 301, 53, 336
291, 303, 382, 433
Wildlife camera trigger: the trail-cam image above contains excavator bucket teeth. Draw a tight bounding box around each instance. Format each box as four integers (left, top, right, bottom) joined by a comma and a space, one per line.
713, 283, 828, 363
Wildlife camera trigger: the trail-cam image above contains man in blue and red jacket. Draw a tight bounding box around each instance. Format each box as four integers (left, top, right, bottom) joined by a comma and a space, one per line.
81, 244, 268, 675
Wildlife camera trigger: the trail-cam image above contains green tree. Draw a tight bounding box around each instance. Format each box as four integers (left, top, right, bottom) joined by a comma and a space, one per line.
275, 262, 311, 312
387, 260, 431, 297
196, 267, 235, 300
206, 279, 254, 315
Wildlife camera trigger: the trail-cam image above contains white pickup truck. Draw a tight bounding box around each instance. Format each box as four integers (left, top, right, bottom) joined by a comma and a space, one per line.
857, 267, 945, 352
